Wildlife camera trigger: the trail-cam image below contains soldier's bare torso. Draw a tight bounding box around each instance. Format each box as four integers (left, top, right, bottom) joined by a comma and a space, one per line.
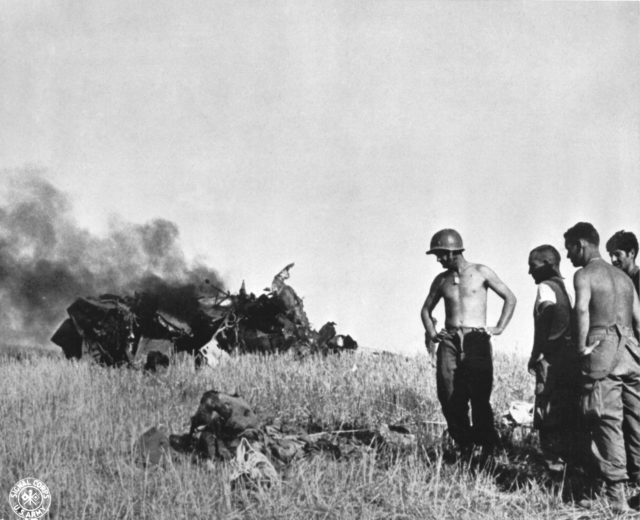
581, 258, 635, 328
422, 252, 515, 340
436, 263, 490, 329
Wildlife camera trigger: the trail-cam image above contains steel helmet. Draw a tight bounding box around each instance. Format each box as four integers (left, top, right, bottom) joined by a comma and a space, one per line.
426, 229, 464, 255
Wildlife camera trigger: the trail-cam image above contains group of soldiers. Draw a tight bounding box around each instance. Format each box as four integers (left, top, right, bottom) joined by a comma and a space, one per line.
421, 224, 640, 513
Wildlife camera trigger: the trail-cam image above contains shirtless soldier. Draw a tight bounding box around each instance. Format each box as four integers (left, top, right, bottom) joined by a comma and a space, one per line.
421, 229, 516, 456
606, 230, 640, 297
564, 222, 640, 513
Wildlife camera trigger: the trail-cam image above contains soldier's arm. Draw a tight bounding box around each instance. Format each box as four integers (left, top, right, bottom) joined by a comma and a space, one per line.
573, 269, 591, 352
421, 275, 443, 342
632, 290, 640, 340
480, 265, 517, 335
529, 300, 554, 372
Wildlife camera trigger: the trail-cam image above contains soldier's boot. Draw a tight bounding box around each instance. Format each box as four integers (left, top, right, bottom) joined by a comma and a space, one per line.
577, 482, 630, 514
605, 481, 630, 515
457, 444, 474, 462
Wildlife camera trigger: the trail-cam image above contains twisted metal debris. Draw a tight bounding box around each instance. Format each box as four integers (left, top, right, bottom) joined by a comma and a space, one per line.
51, 264, 358, 367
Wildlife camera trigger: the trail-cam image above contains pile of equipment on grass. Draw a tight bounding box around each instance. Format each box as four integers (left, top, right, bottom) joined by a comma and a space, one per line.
50, 263, 358, 367
136, 390, 416, 485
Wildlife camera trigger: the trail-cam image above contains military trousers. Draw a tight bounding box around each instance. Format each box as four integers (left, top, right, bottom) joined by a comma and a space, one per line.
533, 340, 585, 465
581, 324, 640, 483
436, 328, 499, 448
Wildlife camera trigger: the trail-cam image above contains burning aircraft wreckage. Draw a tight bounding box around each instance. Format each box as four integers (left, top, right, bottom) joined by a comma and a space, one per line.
50, 263, 357, 368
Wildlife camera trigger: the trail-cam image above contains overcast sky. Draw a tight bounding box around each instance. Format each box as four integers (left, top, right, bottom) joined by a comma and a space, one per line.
1, 1, 639, 355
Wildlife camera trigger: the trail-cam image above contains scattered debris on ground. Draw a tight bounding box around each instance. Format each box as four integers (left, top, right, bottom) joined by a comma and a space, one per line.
501, 400, 534, 443
51, 263, 358, 367
136, 390, 417, 485
132, 392, 598, 506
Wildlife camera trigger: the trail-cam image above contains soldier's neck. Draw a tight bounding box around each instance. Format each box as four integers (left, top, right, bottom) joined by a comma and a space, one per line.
584, 251, 603, 265
451, 257, 469, 274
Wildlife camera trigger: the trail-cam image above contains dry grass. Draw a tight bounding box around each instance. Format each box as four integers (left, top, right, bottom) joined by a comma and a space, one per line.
0, 349, 607, 519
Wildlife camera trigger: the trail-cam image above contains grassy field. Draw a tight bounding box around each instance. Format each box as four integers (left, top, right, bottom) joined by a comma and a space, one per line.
0, 348, 610, 519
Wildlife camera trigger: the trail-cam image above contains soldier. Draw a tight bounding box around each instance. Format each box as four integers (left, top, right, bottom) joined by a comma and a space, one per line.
527, 245, 581, 472
605, 231, 640, 481
606, 230, 640, 296
564, 222, 640, 513
421, 229, 516, 457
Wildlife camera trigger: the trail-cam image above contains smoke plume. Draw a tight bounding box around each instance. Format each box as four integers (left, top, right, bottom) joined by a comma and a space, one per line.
0, 171, 225, 346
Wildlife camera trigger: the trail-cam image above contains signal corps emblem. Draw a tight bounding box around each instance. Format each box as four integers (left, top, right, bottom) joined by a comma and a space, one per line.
8, 478, 51, 519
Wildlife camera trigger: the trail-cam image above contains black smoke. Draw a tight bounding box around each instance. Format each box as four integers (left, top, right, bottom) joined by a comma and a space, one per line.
0, 172, 225, 346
